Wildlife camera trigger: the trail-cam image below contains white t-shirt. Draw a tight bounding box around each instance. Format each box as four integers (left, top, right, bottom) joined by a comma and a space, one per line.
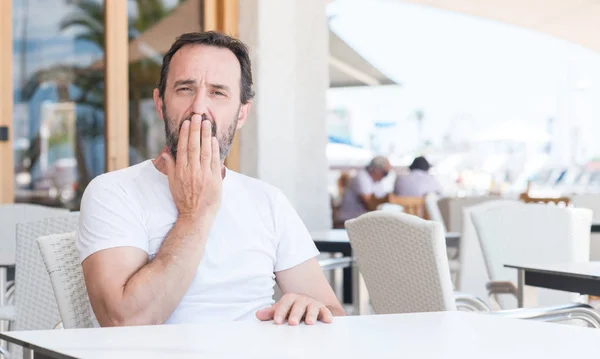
76, 160, 319, 324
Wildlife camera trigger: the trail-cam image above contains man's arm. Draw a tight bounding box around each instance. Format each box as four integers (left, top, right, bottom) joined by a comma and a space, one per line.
82, 218, 210, 326
360, 193, 388, 211
82, 116, 222, 326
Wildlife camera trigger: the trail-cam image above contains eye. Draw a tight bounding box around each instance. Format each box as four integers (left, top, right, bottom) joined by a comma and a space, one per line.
212, 90, 226, 96
177, 87, 191, 92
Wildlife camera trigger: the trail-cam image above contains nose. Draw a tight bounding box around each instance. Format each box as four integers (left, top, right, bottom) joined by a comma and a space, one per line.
190, 88, 210, 117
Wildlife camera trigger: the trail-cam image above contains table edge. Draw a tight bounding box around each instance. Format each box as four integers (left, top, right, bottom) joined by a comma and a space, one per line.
504, 264, 600, 281
0, 332, 77, 359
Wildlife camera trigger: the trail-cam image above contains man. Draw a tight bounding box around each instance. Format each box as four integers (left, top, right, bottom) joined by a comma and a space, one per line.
394, 156, 442, 197
334, 156, 392, 227
77, 32, 344, 327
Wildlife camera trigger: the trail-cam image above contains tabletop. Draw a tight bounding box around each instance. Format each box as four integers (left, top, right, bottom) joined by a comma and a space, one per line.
311, 229, 460, 247
2, 311, 600, 359
505, 262, 600, 280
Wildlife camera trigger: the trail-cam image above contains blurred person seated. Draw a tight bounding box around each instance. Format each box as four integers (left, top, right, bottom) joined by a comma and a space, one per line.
77, 32, 344, 328
394, 156, 442, 197
334, 156, 392, 227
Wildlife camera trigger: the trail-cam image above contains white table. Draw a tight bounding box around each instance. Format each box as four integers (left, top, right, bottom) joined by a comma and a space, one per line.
2, 312, 600, 358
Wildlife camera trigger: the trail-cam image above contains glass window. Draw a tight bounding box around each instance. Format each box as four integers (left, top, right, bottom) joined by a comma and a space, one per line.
128, 0, 202, 164
13, 0, 106, 210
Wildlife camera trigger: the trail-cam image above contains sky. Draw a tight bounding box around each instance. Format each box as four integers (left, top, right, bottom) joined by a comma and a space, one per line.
326, 0, 600, 164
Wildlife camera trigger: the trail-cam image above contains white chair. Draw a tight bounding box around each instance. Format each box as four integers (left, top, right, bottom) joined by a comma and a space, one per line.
424, 193, 463, 286
424, 193, 446, 232
37, 232, 98, 329
571, 194, 600, 261
0, 204, 68, 301
0, 213, 79, 358
345, 211, 600, 326
346, 211, 457, 314
457, 200, 517, 305
471, 202, 592, 309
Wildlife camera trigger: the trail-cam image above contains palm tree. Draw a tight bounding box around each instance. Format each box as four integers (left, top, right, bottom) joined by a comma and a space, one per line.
60, 0, 173, 159
21, 0, 183, 206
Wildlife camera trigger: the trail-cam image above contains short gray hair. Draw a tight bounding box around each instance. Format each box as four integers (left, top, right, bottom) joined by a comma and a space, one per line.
366, 156, 390, 171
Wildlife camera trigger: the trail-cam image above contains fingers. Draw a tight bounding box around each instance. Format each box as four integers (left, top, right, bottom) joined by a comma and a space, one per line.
259, 295, 334, 325
176, 119, 191, 169
287, 298, 309, 326
304, 303, 321, 325
255, 307, 275, 322
187, 115, 202, 168
200, 119, 212, 171
211, 136, 220, 171
161, 150, 175, 179
318, 306, 333, 324
273, 295, 295, 325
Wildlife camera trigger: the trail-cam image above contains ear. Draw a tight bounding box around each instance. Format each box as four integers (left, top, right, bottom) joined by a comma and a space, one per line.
236, 101, 252, 130
153, 88, 164, 120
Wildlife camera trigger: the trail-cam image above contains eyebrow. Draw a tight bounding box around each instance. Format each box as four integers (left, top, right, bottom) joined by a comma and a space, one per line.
172, 79, 231, 93
209, 83, 231, 92
173, 79, 196, 88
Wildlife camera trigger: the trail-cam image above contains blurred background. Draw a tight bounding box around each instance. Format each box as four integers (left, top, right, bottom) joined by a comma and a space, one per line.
3, 0, 600, 227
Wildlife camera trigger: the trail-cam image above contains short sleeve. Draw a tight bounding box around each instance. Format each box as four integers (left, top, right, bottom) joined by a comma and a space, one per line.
76, 176, 149, 262
355, 170, 374, 196
273, 190, 319, 272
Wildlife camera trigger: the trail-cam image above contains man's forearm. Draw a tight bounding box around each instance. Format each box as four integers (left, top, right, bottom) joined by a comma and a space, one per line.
109, 218, 210, 326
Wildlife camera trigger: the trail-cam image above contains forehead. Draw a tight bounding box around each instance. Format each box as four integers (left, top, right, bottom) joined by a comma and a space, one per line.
168, 44, 241, 88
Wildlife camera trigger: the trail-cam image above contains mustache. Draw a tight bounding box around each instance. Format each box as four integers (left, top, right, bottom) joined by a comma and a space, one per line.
178, 113, 217, 137
167, 113, 217, 161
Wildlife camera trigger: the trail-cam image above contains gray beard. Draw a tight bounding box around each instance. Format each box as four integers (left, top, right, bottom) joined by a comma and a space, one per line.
163, 105, 237, 162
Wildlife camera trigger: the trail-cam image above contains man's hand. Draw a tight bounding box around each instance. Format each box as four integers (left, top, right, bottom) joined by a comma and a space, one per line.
256, 293, 334, 326
162, 115, 222, 224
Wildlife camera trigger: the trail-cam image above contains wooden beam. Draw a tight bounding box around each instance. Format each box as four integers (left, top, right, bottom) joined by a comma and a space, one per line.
104, 0, 129, 172
0, 0, 14, 203
204, 0, 241, 171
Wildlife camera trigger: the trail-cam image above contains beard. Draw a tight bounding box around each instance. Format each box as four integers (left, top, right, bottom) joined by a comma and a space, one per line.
163, 104, 238, 162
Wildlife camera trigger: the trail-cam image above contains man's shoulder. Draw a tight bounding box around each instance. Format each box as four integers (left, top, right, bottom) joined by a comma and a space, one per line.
84, 160, 153, 198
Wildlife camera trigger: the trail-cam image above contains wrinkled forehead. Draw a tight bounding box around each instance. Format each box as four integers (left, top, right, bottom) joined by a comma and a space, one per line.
167, 44, 242, 92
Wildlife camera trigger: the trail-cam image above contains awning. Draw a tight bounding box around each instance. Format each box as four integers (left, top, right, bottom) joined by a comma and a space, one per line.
400, 0, 600, 54
329, 30, 397, 87
121, 0, 396, 88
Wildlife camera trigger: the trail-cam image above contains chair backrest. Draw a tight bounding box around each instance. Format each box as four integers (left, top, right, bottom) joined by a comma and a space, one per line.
0, 204, 68, 266
345, 211, 456, 314
13, 213, 80, 332
37, 232, 97, 329
457, 200, 519, 305
472, 203, 592, 309
424, 193, 447, 232
388, 195, 427, 218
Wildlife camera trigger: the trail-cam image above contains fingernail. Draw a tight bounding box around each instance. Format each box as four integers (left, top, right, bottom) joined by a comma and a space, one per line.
193, 116, 201, 124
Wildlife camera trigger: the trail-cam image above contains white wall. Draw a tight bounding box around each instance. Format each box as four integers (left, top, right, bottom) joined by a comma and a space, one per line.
238, 0, 332, 230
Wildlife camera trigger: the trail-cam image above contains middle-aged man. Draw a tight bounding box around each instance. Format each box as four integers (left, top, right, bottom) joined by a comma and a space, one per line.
77, 31, 344, 327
